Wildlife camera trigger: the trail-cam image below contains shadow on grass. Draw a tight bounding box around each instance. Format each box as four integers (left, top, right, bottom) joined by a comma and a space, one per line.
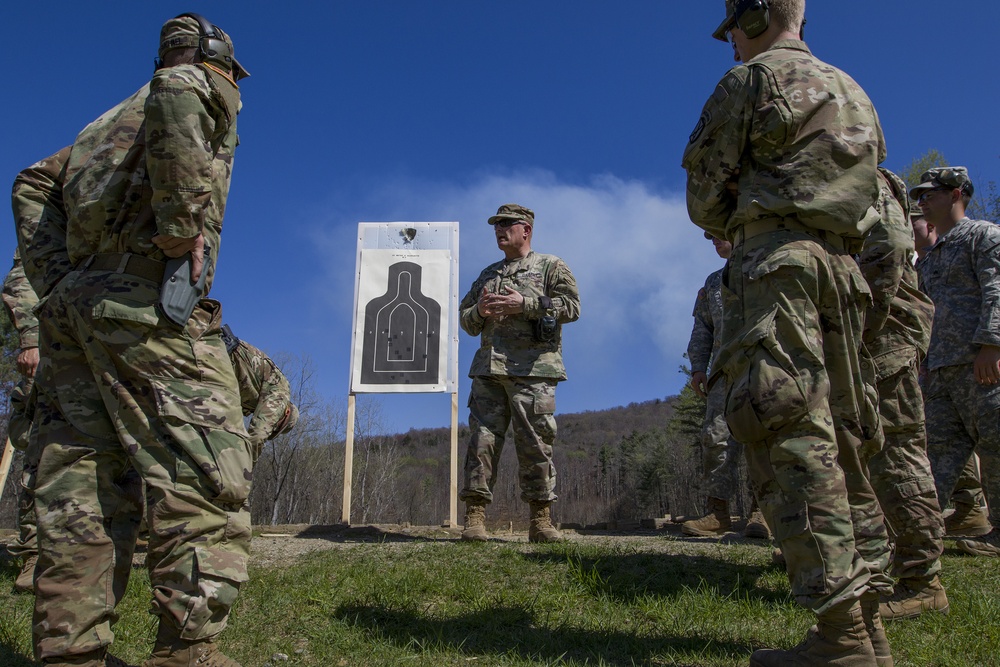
291, 524, 456, 543
0, 644, 34, 667
524, 547, 790, 607
334, 602, 750, 666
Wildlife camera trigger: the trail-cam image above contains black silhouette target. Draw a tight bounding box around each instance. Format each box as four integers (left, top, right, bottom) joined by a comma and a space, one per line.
360, 261, 441, 385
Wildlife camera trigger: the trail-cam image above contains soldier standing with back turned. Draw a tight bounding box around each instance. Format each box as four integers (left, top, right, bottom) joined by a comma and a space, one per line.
25, 14, 251, 667
682, 1, 893, 664
459, 204, 580, 543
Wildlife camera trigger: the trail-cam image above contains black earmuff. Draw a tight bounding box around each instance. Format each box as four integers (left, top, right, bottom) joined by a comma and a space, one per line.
734, 0, 770, 39
176, 12, 235, 71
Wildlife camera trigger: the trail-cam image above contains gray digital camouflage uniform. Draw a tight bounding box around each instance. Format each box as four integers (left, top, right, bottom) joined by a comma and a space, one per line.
860, 169, 944, 582
682, 38, 892, 616
20, 28, 249, 662
459, 251, 580, 504
918, 216, 1000, 529
687, 268, 744, 501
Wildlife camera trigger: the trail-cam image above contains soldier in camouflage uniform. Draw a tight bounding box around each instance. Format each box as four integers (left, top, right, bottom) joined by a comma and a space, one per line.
221, 324, 298, 462
859, 169, 948, 621
912, 166, 1000, 560
912, 208, 992, 537
683, 232, 769, 538
682, 2, 893, 664
19, 15, 250, 667
459, 203, 580, 543
2, 251, 41, 593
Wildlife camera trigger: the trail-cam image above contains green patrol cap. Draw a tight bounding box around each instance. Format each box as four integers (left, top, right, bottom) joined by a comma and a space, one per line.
488, 203, 535, 226
712, 1, 738, 42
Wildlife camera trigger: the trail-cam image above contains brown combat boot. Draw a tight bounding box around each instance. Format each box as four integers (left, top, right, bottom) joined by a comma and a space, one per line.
143, 623, 240, 667
681, 497, 731, 537
861, 591, 893, 667
750, 601, 878, 667
528, 501, 563, 543
879, 575, 949, 620
461, 500, 488, 542
957, 528, 1000, 557
945, 504, 992, 537
13, 554, 37, 593
744, 508, 772, 539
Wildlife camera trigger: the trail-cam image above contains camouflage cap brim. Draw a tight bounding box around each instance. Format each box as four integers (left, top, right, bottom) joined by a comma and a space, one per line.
908, 182, 937, 201
712, 15, 734, 42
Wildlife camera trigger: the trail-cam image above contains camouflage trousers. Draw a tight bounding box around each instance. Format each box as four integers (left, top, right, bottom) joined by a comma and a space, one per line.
7, 376, 38, 563
865, 347, 944, 581
715, 228, 891, 616
925, 364, 1000, 526
952, 453, 987, 511
460, 375, 558, 504
31, 270, 252, 661
701, 376, 744, 502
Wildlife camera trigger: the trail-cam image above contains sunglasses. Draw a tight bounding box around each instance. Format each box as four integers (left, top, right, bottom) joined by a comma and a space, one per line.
492, 219, 526, 229
917, 188, 950, 204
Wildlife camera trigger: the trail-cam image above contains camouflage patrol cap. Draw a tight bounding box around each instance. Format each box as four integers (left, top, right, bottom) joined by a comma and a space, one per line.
712, 0, 738, 42
159, 16, 202, 58
488, 203, 535, 227
909, 167, 974, 201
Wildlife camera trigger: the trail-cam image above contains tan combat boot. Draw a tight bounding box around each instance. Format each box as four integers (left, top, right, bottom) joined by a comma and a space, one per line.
528, 501, 563, 543
744, 507, 772, 539
13, 554, 37, 593
861, 591, 893, 667
945, 503, 992, 537
681, 497, 731, 537
750, 601, 878, 667
878, 575, 949, 620
143, 624, 240, 667
957, 528, 1000, 557
461, 500, 488, 542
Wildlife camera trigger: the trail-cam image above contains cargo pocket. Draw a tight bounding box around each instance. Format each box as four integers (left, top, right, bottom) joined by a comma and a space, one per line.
149, 376, 252, 505
532, 383, 556, 415
179, 545, 250, 640
721, 306, 810, 444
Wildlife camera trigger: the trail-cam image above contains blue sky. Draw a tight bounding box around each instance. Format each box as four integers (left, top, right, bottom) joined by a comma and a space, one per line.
2, 2, 998, 434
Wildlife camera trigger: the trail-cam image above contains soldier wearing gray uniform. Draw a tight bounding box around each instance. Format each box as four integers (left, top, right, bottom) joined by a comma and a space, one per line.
20, 15, 250, 667
913, 167, 1000, 559
683, 233, 768, 538
912, 208, 991, 537
682, 1, 893, 664
459, 204, 580, 543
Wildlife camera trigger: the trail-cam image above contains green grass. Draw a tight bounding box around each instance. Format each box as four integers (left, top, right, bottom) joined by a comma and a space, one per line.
2, 538, 999, 666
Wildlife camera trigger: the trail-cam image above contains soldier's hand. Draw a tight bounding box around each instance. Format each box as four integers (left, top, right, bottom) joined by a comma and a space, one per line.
974, 344, 1000, 386
690, 371, 708, 398
152, 233, 205, 283
17, 346, 39, 378
480, 287, 524, 317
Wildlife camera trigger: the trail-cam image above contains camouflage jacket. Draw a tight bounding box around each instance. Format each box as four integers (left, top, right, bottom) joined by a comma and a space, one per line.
226, 333, 292, 447
918, 217, 1000, 371
686, 267, 724, 374
859, 169, 934, 365
460, 251, 580, 380
682, 39, 882, 241
1, 251, 39, 349
61, 63, 240, 293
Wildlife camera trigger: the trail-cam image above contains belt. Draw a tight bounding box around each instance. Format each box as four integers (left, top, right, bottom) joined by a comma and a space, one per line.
735, 217, 850, 253
79, 253, 166, 283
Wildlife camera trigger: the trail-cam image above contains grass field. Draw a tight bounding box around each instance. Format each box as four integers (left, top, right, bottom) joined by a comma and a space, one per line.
2, 529, 999, 666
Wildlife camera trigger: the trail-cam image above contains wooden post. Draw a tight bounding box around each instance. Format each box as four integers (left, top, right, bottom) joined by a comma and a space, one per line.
449, 391, 459, 527
0, 437, 14, 503
342, 394, 356, 525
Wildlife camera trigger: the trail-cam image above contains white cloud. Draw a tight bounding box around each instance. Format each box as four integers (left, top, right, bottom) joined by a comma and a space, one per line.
306, 169, 724, 425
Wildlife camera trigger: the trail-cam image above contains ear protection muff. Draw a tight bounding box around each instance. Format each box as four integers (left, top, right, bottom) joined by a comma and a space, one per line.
734, 0, 770, 39
176, 12, 236, 72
